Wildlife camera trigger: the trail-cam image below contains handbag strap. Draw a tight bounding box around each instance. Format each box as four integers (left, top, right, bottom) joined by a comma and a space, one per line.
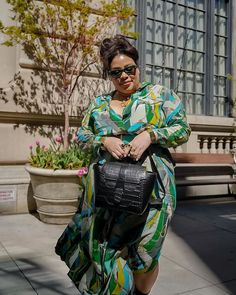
123, 147, 167, 197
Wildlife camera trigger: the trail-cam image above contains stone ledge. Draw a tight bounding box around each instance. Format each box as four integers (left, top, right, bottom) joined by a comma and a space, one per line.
172, 153, 235, 164
0, 178, 30, 185
187, 115, 234, 132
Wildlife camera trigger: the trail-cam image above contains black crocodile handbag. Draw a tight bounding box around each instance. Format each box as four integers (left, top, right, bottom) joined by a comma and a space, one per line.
94, 151, 161, 215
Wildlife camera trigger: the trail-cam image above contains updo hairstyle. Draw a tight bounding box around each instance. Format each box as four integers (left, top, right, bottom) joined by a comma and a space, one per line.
100, 35, 139, 79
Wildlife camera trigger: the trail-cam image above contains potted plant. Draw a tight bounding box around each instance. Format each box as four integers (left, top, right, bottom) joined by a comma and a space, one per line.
0, 0, 135, 223
25, 136, 93, 224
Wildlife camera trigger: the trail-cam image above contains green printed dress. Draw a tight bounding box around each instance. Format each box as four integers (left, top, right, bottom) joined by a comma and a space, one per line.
55, 82, 191, 294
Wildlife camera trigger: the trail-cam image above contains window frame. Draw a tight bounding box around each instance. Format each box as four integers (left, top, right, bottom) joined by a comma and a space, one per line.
135, 0, 232, 117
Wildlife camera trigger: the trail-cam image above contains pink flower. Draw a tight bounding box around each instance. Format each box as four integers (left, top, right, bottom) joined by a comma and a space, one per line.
55, 136, 62, 143
76, 167, 88, 177
72, 134, 78, 142
83, 167, 88, 174
36, 141, 40, 146
29, 145, 33, 150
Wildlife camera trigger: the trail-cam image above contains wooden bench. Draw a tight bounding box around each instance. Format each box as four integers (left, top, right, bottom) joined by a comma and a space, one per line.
171, 153, 236, 196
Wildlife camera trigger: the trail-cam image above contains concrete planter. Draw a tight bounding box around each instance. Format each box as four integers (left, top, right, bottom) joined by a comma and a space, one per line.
25, 164, 82, 224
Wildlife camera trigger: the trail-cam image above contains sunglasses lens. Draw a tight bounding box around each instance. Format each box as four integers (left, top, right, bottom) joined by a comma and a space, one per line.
109, 69, 122, 78
109, 65, 137, 78
124, 65, 136, 75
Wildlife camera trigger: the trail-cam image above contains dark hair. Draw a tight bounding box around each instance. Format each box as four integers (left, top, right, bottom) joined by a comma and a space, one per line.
100, 35, 139, 79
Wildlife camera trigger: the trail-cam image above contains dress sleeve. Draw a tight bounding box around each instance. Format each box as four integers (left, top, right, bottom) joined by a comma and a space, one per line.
146, 88, 191, 148
77, 100, 104, 156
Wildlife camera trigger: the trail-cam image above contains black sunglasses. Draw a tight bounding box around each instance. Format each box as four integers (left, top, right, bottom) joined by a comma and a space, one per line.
108, 64, 137, 78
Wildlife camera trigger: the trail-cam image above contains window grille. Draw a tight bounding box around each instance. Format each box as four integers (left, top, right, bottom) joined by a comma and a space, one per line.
133, 0, 232, 117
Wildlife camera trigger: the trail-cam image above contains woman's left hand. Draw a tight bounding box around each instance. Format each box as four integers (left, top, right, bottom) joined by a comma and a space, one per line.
129, 131, 152, 161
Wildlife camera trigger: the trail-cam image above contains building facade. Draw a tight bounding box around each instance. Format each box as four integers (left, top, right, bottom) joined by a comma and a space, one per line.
0, 0, 235, 213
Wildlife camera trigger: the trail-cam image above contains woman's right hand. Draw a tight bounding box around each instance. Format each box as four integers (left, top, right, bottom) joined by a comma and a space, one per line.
102, 137, 127, 160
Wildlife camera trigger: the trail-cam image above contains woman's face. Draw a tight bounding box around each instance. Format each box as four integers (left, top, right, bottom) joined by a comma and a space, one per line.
109, 54, 140, 95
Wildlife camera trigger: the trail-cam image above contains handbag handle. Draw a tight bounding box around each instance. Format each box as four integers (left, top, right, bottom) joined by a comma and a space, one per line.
121, 146, 167, 197
107, 144, 168, 203
124, 147, 167, 205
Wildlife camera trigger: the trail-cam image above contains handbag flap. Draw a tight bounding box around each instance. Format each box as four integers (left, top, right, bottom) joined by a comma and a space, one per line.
94, 164, 117, 189
94, 161, 157, 215
101, 162, 122, 181
104, 162, 146, 184
123, 163, 147, 183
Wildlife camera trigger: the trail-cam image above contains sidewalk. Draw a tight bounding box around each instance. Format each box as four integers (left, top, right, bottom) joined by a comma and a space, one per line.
0, 196, 236, 295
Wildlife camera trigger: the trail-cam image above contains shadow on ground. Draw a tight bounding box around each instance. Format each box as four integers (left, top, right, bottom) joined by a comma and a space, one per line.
0, 255, 77, 295
170, 196, 236, 294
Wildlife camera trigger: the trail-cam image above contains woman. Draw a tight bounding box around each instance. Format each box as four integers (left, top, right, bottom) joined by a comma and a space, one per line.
55, 35, 191, 295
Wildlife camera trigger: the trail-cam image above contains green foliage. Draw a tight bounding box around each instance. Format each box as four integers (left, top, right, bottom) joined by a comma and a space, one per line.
0, 0, 135, 151
29, 138, 93, 170
1, 0, 135, 68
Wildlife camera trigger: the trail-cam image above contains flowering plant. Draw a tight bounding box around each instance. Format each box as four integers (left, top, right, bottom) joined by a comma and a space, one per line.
29, 135, 93, 186
0, 0, 134, 152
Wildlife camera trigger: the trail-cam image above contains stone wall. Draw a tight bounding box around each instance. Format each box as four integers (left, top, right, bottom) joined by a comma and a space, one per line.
0, 1, 112, 214
0, 1, 235, 214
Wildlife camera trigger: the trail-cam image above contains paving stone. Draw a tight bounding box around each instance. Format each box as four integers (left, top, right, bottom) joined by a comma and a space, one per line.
0, 199, 236, 295
162, 229, 236, 284
150, 256, 213, 295
216, 280, 236, 295
0, 257, 35, 295
169, 213, 216, 236
15, 255, 78, 295
1, 289, 37, 295
175, 285, 231, 295
175, 199, 236, 233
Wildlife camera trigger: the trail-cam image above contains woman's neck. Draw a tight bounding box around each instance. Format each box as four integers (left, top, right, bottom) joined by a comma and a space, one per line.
114, 91, 130, 101
113, 83, 142, 101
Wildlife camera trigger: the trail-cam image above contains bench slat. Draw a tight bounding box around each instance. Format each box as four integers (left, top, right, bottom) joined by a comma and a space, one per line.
172, 153, 236, 189
176, 178, 236, 186
175, 166, 234, 177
